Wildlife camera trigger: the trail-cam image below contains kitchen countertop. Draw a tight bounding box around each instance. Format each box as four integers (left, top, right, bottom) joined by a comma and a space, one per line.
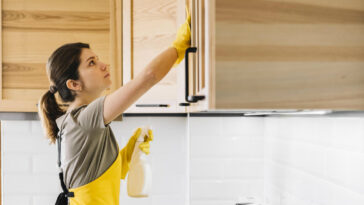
2, 110, 364, 121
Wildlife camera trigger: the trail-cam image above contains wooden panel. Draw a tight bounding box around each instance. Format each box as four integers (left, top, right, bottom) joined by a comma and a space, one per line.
3, 30, 109, 63
123, 0, 184, 113
216, 24, 364, 46
268, 0, 364, 11
187, 0, 211, 112
0, 0, 2, 100
216, 62, 364, 109
214, 0, 364, 110
2, 63, 47, 88
198, 0, 205, 92
3, 10, 109, 31
0, 99, 58, 112
3, 0, 109, 11
3, 88, 110, 102
216, 0, 364, 24
109, 0, 123, 92
0, 0, 115, 112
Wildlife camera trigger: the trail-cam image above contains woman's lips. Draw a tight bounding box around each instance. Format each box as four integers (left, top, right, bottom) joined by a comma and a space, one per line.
104, 73, 110, 78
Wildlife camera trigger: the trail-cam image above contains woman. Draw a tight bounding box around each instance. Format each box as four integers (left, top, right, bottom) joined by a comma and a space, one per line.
37, 8, 191, 205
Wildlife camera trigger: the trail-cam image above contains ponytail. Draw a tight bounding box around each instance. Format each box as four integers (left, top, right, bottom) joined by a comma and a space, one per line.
37, 42, 90, 144
38, 90, 65, 145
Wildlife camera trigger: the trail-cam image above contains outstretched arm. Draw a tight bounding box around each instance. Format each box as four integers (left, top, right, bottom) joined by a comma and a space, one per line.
103, 7, 191, 125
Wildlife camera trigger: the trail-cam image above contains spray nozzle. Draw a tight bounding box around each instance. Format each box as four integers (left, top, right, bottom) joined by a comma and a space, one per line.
136, 126, 151, 142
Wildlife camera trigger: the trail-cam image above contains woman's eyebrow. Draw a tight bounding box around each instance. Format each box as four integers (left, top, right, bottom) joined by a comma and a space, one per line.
85, 55, 98, 63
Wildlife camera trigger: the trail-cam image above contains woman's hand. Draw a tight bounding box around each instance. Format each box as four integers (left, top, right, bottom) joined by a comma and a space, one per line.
171, 7, 191, 67
138, 129, 153, 155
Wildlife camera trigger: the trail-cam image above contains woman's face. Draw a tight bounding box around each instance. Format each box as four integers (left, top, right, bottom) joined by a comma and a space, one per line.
77, 48, 111, 93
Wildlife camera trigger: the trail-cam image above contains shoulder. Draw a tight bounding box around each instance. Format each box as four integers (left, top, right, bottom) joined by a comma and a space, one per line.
75, 96, 109, 130
56, 96, 108, 130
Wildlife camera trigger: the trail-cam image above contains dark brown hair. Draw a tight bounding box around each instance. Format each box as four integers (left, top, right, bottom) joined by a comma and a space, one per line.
38, 42, 90, 144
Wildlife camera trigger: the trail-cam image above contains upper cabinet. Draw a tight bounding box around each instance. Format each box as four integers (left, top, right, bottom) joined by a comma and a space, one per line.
2, 0, 364, 113
122, 0, 188, 113
0, 0, 122, 112
183, 0, 364, 112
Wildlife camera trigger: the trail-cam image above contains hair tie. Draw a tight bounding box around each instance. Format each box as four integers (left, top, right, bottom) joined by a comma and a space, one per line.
49, 85, 58, 94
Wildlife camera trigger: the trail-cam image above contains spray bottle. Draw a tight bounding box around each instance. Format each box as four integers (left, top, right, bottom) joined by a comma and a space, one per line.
127, 126, 152, 197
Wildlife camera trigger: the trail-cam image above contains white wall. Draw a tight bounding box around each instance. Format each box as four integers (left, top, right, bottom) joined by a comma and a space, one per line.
2, 115, 363, 205
264, 116, 364, 205
0, 116, 264, 205
189, 117, 265, 205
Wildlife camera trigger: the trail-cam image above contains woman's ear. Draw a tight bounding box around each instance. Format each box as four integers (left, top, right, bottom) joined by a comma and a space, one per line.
66, 79, 82, 92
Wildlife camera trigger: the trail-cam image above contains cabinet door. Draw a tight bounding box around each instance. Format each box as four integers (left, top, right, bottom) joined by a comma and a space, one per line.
0, 0, 122, 112
188, 0, 364, 111
123, 0, 188, 113
213, 0, 364, 110
184, 0, 210, 112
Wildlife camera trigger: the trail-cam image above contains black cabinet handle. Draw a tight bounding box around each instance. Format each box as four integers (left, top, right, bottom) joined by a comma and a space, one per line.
179, 47, 205, 107
136, 104, 169, 107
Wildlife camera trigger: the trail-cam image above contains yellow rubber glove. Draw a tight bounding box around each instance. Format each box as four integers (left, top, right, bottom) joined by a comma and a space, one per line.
120, 128, 154, 179
171, 7, 191, 68
138, 129, 154, 155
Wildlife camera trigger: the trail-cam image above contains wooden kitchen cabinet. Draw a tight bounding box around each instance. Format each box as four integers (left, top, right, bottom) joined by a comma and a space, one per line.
0, 0, 123, 112
122, 0, 188, 113
184, 0, 364, 111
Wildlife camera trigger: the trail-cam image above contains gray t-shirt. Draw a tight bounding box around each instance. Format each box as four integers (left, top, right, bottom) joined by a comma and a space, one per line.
55, 95, 119, 189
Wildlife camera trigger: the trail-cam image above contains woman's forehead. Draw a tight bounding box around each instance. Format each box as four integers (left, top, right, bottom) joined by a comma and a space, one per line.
80, 48, 96, 61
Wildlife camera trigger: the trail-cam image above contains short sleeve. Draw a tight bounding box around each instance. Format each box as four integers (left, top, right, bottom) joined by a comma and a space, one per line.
78, 95, 108, 130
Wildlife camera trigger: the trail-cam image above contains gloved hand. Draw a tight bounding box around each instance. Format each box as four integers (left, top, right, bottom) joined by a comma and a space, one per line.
138, 129, 153, 155
171, 6, 191, 67
120, 128, 154, 179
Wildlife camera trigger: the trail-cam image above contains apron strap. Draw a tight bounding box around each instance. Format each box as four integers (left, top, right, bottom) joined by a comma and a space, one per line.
57, 112, 74, 198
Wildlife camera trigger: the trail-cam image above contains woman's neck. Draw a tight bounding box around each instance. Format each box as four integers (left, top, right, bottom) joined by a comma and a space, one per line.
67, 95, 99, 112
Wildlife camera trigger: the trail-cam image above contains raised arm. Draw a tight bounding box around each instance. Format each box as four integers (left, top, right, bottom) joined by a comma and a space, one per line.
103, 7, 191, 125
103, 47, 178, 125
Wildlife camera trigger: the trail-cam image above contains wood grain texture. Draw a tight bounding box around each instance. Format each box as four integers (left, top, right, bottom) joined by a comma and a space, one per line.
3, 10, 109, 31
216, 62, 364, 109
214, 0, 364, 110
0, 0, 116, 112
2, 63, 48, 88
109, 0, 123, 93
0, 0, 2, 100
0, 1, 2, 203
216, 0, 364, 24
3, 0, 109, 12
123, 0, 183, 113
3, 30, 110, 63
0, 121, 1, 205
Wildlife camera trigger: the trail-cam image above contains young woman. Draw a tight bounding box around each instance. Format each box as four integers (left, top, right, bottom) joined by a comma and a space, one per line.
37, 8, 191, 205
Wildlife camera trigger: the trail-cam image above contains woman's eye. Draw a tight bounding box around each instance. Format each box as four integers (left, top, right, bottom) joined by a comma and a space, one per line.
89, 60, 95, 66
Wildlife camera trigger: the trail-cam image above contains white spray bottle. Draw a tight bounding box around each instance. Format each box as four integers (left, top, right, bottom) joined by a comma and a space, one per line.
127, 126, 152, 197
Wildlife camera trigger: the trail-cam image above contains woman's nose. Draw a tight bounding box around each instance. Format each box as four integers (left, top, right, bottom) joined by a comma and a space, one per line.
100, 62, 107, 71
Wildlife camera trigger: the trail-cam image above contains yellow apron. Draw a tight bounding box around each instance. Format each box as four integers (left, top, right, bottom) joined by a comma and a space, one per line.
68, 149, 123, 205
66, 127, 145, 205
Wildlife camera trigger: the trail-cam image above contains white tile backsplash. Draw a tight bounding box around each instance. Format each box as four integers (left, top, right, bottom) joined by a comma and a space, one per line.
2, 115, 364, 205
264, 116, 364, 205
189, 117, 265, 204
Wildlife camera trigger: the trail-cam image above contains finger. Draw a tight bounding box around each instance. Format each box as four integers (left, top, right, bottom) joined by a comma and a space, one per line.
139, 142, 150, 149
186, 7, 191, 25
134, 128, 141, 137
148, 130, 154, 141
185, 7, 190, 19
139, 144, 150, 154
143, 150, 150, 155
